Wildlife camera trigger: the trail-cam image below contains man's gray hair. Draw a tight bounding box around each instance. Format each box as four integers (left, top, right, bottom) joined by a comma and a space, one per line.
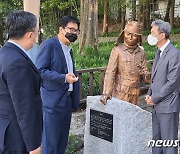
151, 20, 171, 39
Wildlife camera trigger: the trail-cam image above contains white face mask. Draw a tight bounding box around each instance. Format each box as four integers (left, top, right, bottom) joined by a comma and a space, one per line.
147, 34, 158, 46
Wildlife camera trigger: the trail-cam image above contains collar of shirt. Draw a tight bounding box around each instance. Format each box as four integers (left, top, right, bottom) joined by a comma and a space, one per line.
59, 40, 73, 92
59, 40, 71, 53
123, 44, 140, 54
159, 39, 170, 56
8, 40, 31, 58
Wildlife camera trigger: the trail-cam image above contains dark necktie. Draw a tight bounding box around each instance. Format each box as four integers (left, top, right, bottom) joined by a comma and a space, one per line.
154, 49, 161, 68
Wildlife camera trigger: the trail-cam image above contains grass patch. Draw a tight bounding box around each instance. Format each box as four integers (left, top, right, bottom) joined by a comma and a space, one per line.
71, 41, 180, 97
66, 134, 83, 154
98, 27, 180, 37
72, 41, 180, 70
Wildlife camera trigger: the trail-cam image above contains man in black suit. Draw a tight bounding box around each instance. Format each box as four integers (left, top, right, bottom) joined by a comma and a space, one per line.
0, 10, 42, 154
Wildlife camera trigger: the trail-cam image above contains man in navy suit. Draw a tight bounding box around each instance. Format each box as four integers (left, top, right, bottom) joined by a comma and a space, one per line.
36, 16, 80, 154
0, 11, 42, 154
146, 20, 180, 154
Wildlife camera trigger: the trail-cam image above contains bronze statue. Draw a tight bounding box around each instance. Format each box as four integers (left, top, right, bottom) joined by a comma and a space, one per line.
100, 20, 151, 105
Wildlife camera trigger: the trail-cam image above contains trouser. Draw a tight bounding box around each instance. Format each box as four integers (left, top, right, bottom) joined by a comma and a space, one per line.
42, 95, 72, 154
152, 109, 179, 154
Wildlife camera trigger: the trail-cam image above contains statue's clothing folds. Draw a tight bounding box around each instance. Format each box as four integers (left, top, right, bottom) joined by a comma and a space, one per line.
103, 44, 150, 105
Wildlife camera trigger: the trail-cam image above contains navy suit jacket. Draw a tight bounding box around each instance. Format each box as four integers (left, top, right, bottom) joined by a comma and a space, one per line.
35, 37, 80, 113
0, 42, 42, 152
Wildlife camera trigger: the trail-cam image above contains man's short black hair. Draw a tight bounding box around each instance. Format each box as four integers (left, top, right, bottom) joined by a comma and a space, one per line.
6, 10, 37, 39
58, 16, 80, 29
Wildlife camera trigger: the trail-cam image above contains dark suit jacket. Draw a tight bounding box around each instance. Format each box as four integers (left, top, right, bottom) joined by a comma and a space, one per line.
0, 42, 42, 152
35, 37, 80, 113
147, 42, 180, 113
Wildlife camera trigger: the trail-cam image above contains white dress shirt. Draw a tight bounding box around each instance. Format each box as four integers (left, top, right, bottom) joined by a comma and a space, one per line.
59, 41, 73, 91
159, 39, 170, 57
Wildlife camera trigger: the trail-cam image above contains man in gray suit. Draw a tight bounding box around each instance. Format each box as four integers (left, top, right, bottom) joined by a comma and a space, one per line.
145, 20, 180, 154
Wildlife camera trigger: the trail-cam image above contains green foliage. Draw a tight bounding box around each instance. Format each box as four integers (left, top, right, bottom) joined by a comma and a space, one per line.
142, 42, 156, 60
40, 0, 80, 41
65, 134, 82, 154
72, 41, 180, 96
171, 27, 180, 34
65, 134, 78, 154
72, 41, 159, 70
142, 30, 151, 36
99, 30, 120, 37
41, 0, 72, 10
0, 0, 22, 13
174, 41, 180, 49
99, 27, 180, 37
73, 41, 180, 70
72, 42, 114, 70
0, 0, 22, 20
0, 0, 22, 43
143, 28, 180, 35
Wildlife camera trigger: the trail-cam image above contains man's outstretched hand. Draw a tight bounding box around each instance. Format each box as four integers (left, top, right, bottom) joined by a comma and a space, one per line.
66, 73, 78, 84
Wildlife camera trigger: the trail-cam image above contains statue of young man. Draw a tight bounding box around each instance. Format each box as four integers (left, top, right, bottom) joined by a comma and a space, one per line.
101, 20, 151, 105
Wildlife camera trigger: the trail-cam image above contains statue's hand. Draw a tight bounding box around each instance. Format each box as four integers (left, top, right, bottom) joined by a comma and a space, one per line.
100, 94, 112, 105
143, 73, 151, 83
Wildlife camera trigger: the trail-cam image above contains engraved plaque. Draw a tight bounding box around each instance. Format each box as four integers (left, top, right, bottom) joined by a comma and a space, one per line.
90, 109, 113, 142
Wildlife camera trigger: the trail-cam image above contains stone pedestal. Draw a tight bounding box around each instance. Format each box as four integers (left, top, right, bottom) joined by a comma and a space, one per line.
84, 96, 152, 154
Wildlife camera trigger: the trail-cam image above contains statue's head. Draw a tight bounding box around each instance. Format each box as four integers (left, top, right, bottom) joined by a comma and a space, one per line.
115, 20, 142, 47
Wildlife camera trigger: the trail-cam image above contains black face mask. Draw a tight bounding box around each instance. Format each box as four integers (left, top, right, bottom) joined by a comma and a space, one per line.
65, 33, 77, 42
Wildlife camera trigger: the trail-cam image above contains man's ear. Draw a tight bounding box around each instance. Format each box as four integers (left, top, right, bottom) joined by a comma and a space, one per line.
59, 27, 63, 33
26, 31, 32, 39
161, 33, 166, 39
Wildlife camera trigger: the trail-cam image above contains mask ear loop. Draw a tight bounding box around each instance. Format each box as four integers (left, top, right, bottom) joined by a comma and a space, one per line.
160, 32, 165, 40
157, 32, 164, 43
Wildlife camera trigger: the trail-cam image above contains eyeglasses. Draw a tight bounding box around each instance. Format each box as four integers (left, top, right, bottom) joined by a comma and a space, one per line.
65, 27, 80, 34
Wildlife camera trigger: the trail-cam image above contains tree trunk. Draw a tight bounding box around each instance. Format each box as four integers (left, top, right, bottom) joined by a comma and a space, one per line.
117, 0, 122, 23
23, 0, 40, 43
151, 0, 156, 20
131, 0, 136, 20
79, 0, 88, 54
102, 0, 108, 34
138, 0, 143, 23
121, 0, 126, 32
142, 1, 146, 29
79, 0, 98, 54
23, 0, 40, 63
170, 0, 175, 28
145, 0, 150, 29
86, 0, 98, 47
164, 0, 171, 22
